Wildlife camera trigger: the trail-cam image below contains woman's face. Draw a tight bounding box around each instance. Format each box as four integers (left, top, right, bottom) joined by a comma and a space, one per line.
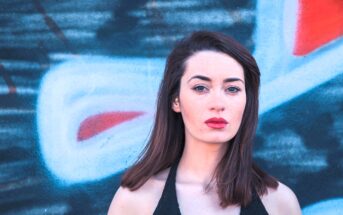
172, 50, 246, 145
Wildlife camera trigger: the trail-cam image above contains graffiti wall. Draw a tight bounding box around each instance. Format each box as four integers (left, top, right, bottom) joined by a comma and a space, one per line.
0, 0, 342, 214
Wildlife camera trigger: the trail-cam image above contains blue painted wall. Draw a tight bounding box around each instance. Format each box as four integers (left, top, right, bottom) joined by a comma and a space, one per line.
0, 0, 342, 214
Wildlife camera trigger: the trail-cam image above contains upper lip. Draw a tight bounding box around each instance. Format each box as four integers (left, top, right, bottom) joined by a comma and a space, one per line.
205, 117, 228, 124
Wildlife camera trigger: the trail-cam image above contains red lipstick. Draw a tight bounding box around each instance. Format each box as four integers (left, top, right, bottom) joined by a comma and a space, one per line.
205, 117, 228, 129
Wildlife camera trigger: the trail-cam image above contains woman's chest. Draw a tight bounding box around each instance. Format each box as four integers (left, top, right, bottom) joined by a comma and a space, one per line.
176, 184, 241, 215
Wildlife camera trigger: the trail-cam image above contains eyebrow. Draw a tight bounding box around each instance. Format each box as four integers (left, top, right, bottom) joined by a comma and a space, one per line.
187, 75, 245, 84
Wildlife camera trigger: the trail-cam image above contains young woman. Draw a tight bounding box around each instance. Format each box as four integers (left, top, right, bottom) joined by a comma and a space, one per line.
108, 31, 302, 215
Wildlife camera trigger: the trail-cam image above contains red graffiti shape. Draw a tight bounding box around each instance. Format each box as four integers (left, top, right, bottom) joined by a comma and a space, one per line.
77, 111, 145, 141
294, 0, 343, 55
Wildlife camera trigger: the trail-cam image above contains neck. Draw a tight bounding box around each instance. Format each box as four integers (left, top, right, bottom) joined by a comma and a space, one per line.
177, 137, 228, 188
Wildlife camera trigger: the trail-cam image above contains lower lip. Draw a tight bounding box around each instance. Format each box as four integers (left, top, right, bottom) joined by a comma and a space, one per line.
205, 122, 227, 129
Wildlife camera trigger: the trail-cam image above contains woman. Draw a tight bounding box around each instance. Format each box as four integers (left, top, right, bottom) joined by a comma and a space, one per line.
108, 31, 302, 214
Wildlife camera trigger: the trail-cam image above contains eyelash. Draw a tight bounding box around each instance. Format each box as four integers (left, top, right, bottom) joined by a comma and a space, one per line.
192, 85, 241, 94
226, 86, 241, 93
193, 85, 208, 92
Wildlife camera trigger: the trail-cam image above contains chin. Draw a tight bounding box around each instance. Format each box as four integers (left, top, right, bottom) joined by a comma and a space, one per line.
204, 136, 233, 144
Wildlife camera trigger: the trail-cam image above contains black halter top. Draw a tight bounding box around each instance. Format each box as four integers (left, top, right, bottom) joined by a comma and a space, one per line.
153, 160, 269, 215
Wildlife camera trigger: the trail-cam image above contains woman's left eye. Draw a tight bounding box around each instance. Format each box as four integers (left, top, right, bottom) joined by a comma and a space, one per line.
193, 85, 208, 92
226, 87, 241, 93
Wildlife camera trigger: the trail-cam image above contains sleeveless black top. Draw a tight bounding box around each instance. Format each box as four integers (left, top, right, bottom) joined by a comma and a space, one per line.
153, 160, 268, 215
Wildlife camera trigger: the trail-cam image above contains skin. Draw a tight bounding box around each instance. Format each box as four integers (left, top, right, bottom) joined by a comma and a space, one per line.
108, 51, 302, 215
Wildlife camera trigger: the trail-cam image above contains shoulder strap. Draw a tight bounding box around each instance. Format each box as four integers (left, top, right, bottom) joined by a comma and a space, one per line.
240, 189, 269, 215
153, 160, 182, 215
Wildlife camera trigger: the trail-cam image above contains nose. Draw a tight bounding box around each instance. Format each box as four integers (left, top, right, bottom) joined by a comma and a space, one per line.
209, 90, 226, 112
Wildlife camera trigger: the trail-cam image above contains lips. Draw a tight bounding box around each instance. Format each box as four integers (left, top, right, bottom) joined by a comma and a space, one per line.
205, 117, 228, 129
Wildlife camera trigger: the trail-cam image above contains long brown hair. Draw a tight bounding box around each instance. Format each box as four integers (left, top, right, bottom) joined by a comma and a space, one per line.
121, 31, 278, 207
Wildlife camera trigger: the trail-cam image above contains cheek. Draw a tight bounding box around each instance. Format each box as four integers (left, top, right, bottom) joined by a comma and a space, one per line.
179, 98, 199, 120
178, 92, 203, 126
231, 96, 246, 122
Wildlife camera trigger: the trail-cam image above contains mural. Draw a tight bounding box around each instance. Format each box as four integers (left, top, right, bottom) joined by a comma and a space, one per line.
0, 0, 342, 214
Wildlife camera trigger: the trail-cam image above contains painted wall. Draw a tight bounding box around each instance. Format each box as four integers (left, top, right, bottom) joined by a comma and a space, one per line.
0, 0, 342, 214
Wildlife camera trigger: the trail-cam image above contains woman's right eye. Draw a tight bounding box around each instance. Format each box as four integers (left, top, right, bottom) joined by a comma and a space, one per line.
193, 85, 208, 93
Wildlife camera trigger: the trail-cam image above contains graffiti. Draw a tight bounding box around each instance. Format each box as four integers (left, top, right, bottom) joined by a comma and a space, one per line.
33, 0, 75, 54
294, 0, 343, 55
37, 57, 164, 183
254, 0, 343, 113
0, 0, 342, 214
254, 0, 343, 212
78, 111, 145, 141
303, 198, 343, 215
0, 63, 16, 94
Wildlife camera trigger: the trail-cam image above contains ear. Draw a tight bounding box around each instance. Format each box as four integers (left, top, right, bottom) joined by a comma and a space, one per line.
172, 97, 181, 112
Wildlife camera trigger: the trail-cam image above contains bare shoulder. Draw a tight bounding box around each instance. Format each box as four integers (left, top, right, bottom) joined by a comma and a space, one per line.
108, 186, 137, 215
260, 181, 302, 215
108, 168, 170, 215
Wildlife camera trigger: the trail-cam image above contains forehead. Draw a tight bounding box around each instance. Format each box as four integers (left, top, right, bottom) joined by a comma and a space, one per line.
183, 50, 244, 81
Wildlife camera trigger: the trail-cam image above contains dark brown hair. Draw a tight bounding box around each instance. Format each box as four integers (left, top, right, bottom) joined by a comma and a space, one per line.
121, 31, 278, 207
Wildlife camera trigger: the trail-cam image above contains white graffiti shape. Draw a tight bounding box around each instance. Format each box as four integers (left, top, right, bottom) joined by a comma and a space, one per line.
37, 56, 165, 184
302, 198, 343, 215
